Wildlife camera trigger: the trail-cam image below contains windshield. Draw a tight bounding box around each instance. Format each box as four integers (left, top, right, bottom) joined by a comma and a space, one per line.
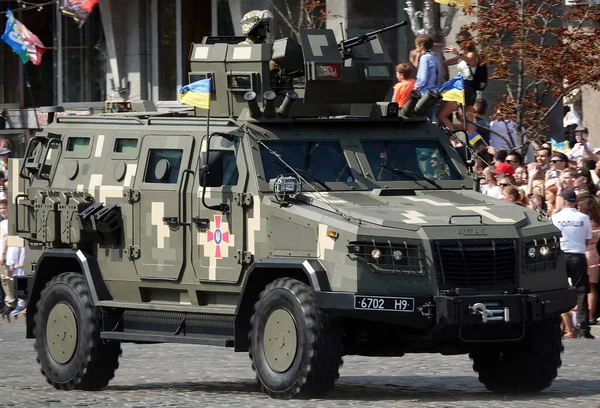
362, 140, 462, 182
260, 141, 354, 184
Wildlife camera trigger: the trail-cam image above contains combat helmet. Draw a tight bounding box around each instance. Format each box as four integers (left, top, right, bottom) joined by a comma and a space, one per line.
240, 9, 274, 35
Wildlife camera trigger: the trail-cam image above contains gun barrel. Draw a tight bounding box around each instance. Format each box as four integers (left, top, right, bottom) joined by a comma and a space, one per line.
338, 21, 407, 51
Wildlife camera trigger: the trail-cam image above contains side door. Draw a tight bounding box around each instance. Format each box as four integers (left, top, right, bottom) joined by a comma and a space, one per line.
132, 135, 194, 280
191, 136, 248, 283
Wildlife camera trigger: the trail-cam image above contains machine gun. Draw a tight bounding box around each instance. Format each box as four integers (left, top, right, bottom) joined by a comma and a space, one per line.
338, 21, 408, 58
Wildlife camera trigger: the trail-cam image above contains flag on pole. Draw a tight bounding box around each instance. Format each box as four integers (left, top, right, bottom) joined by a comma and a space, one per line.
1, 10, 46, 65
468, 131, 483, 146
59, 0, 99, 28
439, 75, 465, 105
180, 78, 212, 109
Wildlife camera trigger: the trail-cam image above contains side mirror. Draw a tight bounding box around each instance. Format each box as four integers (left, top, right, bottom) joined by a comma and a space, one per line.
199, 151, 224, 187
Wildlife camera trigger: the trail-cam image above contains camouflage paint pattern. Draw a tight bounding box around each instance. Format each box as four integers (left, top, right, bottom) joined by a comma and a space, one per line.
12, 24, 568, 315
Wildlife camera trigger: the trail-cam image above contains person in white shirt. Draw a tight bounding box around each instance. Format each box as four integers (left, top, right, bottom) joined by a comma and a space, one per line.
552, 189, 594, 338
566, 127, 593, 160
0, 199, 15, 316
6, 245, 25, 315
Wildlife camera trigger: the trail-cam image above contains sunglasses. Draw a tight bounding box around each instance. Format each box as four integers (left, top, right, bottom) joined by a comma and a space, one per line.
499, 183, 510, 187
456, 40, 465, 45
505, 159, 517, 163
551, 159, 565, 163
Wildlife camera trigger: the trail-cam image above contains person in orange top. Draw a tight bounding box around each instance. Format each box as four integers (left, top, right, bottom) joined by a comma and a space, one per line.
391, 63, 416, 107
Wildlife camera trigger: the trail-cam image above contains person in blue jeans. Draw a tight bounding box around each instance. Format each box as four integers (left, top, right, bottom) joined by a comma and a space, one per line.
414, 34, 443, 120
414, 34, 442, 96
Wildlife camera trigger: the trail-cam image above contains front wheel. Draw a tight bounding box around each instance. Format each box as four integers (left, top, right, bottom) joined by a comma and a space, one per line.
249, 278, 343, 399
470, 316, 564, 393
34, 272, 122, 390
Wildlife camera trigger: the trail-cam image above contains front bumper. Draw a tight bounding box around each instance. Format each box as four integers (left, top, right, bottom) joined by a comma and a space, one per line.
315, 286, 577, 329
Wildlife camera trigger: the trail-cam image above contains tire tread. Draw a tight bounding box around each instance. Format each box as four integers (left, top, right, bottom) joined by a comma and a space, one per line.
34, 272, 122, 391
249, 278, 343, 399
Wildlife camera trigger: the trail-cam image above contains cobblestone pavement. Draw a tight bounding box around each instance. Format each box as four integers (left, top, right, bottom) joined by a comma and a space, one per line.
1, 320, 600, 408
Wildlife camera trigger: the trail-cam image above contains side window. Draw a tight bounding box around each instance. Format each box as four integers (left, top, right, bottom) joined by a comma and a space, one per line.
66, 137, 90, 152
114, 138, 138, 153
144, 149, 183, 184
221, 151, 239, 186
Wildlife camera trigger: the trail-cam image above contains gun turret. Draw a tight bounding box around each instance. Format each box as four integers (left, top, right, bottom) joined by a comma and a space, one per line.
338, 21, 408, 58
188, 22, 410, 119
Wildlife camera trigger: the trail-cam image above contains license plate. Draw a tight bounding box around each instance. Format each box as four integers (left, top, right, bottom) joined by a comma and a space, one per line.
354, 295, 415, 312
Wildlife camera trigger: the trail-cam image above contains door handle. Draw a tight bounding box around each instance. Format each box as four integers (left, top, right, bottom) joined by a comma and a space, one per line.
191, 216, 210, 231
162, 216, 179, 229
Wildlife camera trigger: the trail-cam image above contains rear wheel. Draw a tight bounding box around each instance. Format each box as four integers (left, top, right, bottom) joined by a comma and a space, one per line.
470, 316, 563, 393
249, 278, 343, 399
34, 272, 121, 390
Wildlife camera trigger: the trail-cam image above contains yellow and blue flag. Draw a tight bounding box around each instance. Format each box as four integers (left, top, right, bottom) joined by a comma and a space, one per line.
439, 75, 465, 105
180, 78, 211, 109
551, 138, 570, 153
468, 131, 483, 146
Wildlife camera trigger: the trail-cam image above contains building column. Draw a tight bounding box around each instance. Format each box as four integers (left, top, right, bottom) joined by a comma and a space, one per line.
100, 0, 149, 101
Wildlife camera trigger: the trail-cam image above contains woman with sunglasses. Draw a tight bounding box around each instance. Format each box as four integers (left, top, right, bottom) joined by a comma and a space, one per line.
546, 152, 569, 181
438, 28, 479, 129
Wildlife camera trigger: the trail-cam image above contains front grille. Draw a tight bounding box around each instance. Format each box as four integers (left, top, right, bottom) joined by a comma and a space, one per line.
435, 240, 517, 287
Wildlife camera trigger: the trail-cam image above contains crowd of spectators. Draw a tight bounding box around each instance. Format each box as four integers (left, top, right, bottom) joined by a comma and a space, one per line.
472, 126, 600, 337
0, 137, 26, 318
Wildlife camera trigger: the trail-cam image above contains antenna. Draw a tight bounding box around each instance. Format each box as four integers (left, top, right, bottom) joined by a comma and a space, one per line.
339, 22, 345, 40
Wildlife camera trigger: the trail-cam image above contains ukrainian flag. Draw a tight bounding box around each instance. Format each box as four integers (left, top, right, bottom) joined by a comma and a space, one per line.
439, 75, 465, 105
551, 138, 570, 153
180, 78, 212, 109
468, 131, 483, 146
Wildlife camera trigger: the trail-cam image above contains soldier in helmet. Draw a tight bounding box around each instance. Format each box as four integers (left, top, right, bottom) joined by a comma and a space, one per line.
239, 10, 274, 45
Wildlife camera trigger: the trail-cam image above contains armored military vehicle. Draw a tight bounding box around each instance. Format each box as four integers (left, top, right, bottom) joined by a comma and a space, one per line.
10, 22, 575, 399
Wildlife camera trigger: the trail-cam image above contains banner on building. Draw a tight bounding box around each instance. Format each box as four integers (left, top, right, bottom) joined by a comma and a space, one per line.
59, 0, 100, 27
1, 10, 46, 65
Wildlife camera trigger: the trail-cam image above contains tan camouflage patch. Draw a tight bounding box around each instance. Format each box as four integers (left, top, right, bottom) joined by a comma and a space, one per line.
99, 185, 124, 205
124, 163, 137, 187
151, 202, 170, 249
247, 194, 261, 254
88, 174, 103, 196
94, 134, 105, 157
317, 224, 335, 260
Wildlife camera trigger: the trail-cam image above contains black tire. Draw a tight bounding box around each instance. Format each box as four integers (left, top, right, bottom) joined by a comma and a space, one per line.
34, 272, 122, 391
249, 278, 343, 399
470, 316, 564, 393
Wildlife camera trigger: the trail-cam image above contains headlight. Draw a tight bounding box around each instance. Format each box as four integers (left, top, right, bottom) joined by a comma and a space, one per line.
392, 249, 403, 261
371, 249, 382, 259
524, 237, 560, 274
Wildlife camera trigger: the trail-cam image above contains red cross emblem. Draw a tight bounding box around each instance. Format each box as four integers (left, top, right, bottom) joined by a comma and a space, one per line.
206, 215, 231, 259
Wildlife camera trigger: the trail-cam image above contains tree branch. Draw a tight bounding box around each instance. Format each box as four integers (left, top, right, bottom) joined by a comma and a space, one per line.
268, 0, 299, 38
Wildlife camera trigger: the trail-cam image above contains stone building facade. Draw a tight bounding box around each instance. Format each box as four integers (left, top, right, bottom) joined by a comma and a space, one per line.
0, 0, 597, 155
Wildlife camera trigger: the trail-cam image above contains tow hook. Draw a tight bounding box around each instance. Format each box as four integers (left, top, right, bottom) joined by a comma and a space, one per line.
470, 302, 510, 323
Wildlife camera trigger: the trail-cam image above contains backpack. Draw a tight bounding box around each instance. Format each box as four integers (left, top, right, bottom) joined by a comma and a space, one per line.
470, 62, 488, 91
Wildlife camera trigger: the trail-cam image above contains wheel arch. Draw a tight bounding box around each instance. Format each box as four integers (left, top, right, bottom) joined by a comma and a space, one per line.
26, 249, 111, 338
233, 258, 331, 352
